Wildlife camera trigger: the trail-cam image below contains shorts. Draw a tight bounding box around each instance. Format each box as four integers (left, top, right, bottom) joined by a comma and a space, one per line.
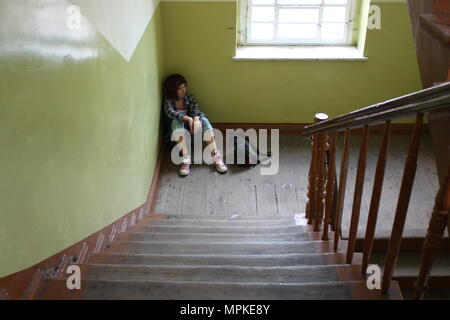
171, 117, 213, 136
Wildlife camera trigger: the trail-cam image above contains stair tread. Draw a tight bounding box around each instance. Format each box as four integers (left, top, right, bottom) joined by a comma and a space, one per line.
80, 263, 362, 284
139, 224, 307, 234
103, 240, 345, 255
107, 240, 327, 245
83, 263, 358, 271
88, 252, 360, 267
145, 219, 297, 227
121, 231, 313, 242
36, 279, 403, 300
157, 214, 297, 221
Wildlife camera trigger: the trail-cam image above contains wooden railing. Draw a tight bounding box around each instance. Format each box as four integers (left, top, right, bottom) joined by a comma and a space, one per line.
303, 81, 450, 299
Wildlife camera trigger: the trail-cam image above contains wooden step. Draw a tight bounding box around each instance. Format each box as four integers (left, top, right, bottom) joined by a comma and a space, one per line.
88, 252, 361, 267
79, 264, 363, 284
145, 218, 297, 227
36, 279, 403, 300
138, 224, 308, 234
102, 240, 346, 255
158, 214, 296, 221
118, 231, 326, 243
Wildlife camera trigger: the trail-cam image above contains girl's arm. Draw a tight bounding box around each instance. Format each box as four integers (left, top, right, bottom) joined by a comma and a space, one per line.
163, 98, 185, 121
186, 94, 206, 119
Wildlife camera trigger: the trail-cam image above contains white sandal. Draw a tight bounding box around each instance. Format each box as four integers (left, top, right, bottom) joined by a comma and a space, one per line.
179, 156, 191, 176
213, 151, 228, 174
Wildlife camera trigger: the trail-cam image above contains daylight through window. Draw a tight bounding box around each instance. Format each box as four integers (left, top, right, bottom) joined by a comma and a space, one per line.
243, 0, 355, 45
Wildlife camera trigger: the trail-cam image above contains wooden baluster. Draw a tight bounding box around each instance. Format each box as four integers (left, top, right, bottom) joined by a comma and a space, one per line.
413, 163, 450, 299
323, 131, 337, 240
329, 174, 339, 232
361, 120, 392, 274
314, 130, 327, 232
382, 114, 424, 294
346, 125, 371, 264
306, 135, 317, 224
306, 114, 328, 226
334, 129, 351, 251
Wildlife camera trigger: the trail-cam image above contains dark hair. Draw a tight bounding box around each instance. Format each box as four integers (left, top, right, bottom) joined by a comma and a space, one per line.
164, 74, 187, 100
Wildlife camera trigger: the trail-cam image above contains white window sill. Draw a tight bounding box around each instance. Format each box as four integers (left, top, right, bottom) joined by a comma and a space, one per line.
233, 46, 368, 61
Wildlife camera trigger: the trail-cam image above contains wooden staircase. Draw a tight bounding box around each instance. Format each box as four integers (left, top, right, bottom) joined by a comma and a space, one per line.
398, 1, 450, 298
35, 214, 402, 300
407, 0, 450, 186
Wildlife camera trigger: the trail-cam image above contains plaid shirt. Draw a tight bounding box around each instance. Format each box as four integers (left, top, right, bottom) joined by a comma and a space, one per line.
163, 93, 205, 121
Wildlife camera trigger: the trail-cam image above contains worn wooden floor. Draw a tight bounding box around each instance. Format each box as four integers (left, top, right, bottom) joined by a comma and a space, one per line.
154, 133, 439, 237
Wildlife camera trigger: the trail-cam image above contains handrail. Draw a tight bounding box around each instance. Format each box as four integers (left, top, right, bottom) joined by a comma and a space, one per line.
303, 81, 450, 137
303, 83, 450, 298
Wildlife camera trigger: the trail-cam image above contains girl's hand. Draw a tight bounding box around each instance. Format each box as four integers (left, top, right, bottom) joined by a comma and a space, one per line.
182, 116, 193, 132
193, 117, 202, 135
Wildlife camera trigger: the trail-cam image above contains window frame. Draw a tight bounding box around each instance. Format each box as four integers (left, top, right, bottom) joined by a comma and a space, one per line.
239, 0, 357, 46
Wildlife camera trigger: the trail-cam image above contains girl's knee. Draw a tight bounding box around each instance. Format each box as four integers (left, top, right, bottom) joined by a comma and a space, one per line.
201, 118, 214, 133
203, 129, 215, 142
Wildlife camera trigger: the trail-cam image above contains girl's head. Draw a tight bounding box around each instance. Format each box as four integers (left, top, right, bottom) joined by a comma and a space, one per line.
164, 74, 187, 100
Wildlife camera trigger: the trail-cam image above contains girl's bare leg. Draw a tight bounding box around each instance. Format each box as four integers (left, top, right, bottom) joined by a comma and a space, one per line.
177, 133, 190, 158
177, 132, 191, 176
203, 130, 218, 155
204, 130, 227, 173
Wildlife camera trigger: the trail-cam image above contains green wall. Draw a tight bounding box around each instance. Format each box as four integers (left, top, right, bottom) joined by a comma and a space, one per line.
0, 1, 164, 278
161, 1, 422, 123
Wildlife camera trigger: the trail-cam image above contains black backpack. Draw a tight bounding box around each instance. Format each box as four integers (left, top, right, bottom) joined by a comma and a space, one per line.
231, 135, 272, 168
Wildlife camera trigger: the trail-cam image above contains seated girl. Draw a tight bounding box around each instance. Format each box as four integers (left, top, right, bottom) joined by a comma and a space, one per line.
163, 74, 228, 176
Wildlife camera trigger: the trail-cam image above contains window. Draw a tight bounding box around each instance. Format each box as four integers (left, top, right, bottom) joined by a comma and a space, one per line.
241, 0, 356, 45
